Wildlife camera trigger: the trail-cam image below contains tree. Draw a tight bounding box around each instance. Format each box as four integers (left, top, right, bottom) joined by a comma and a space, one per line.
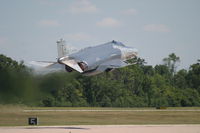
126, 57, 146, 66
163, 53, 180, 75
0, 54, 39, 105
1, 53, 200, 107
187, 60, 200, 92
174, 69, 188, 89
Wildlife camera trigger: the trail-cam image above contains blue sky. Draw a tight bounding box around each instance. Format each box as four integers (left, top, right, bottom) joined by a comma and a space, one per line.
0, 0, 199, 69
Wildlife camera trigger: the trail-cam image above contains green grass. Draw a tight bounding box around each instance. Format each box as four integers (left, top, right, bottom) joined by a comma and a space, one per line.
0, 105, 200, 126
24, 106, 200, 110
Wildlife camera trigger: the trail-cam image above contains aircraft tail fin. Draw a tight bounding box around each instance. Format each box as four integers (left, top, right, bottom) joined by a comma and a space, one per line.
57, 39, 68, 58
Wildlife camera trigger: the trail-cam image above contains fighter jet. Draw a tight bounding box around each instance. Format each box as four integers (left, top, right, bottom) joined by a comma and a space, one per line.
31, 39, 138, 76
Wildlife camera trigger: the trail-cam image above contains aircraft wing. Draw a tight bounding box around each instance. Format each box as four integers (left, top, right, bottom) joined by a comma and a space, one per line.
95, 59, 128, 72
101, 59, 128, 68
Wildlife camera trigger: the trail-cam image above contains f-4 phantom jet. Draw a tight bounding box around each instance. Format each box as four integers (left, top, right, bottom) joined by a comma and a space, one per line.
31, 39, 138, 76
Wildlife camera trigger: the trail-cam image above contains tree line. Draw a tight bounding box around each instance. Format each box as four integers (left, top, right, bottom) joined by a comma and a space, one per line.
0, 53, 200, 107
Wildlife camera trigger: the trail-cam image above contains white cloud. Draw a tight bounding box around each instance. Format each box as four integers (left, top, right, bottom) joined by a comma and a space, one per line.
96, 18, 121, 27
69, 0, 98, 14
121, 8, 138, 15
65, 33, 91, 42
143, 24, 170, 32
38, 20, 60, 27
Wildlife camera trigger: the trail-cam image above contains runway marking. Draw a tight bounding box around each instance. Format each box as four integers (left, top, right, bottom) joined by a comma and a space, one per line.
23, 109, 200, 112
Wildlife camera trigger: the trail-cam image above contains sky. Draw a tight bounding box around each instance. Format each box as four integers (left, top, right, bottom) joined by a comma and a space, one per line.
0, 0, 200, 69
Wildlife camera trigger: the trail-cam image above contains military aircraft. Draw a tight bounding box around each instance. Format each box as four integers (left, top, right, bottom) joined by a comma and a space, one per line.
30, 39, 138, 76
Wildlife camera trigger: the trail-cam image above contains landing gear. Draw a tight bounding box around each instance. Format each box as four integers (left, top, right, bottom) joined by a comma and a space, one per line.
105, 68, 113, 72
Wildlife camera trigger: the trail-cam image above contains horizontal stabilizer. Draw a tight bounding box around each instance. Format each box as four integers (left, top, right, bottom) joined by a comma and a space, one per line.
28, 61, 65, 74
29, 61, 56, 67
59, 57, 83, 73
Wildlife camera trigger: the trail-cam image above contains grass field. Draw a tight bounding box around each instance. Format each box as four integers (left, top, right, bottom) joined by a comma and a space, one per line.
0, 105, 200, 126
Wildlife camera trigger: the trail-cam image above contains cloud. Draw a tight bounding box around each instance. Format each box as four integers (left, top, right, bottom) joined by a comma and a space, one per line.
65, 33, 91, 42
38, 20, 60, 27
69, 0, 98, 14
96, 18, 121, 27
121, 8, 138, 15
143, 24, 170, 32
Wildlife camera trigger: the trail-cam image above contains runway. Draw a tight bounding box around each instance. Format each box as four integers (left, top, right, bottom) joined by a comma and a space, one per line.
0, 125, 200, 133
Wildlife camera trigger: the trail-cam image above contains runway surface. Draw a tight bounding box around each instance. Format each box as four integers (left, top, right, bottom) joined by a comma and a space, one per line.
0, 125, 200, 133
